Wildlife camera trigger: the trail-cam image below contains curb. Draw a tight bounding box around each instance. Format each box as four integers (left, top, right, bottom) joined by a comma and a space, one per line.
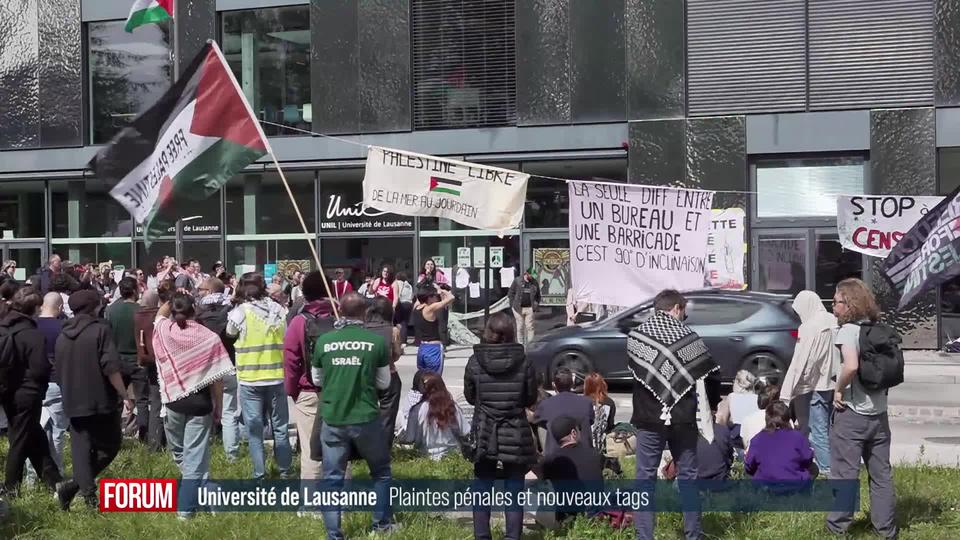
888, 405, 960, 420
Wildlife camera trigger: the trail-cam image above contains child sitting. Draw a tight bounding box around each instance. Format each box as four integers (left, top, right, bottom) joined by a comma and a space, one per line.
745, 401, 817, 485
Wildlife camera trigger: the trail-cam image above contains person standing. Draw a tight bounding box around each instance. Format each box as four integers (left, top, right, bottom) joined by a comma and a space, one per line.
394, 272, 414, 343
195, 277, 240, 461
283, 271, 335, 484
2, 260, 17, 283
332, 268, 353, 302
153, 293, 232, 519
55, 290, 131, 510
1, 287, 62, 496
37, 254, 62, 296
311, 293, 394, 538
175, 259, 199, 294
417, 258, 449, 287
827, 279, 897, 539
133, 286, 167, 452
411, 284, 455, 376
464, 312, 538, 540
226, 273, 292, 480
780, 290, 837, 473
106, 277, 155, 446
36, 293, 67, 473
508, 268, 540, 347
627, 289, 719, 540
371, 265, 400, 309
364, 296, 404, 447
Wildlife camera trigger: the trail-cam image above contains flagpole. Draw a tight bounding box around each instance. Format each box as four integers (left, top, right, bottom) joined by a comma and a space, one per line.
267, 152, 341, 319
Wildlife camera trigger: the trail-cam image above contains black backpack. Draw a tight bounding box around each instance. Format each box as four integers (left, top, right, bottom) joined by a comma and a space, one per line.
0, 326, 23, 398
857, 322, 904, 391
301, 311, 335, 382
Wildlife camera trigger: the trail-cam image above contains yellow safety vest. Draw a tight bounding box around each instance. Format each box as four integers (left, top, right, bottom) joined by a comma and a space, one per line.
234, 307, 285, 383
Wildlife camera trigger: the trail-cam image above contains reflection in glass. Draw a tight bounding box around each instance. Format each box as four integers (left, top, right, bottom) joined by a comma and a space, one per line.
756, 235, 807, 297
815, 235, 863, 301
51, 179, 132, 238
0, 182, 45, 239
321, 237, 414, 291
225, 172, 315, 235
88, 20, 172, 144
138, 241, 220, 274
757, 157, 864, 218
522, 159, 628, 229
51, 243, 131, 269
226, 240, 315, 278
222, 7, 311, 137
9, 248, 46, 281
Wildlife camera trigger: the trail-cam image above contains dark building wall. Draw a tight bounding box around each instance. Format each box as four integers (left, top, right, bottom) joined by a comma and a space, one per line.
311, 0, 411, 134
936, 0, 960, 105
0, 0, 81, 150
625, 0, 684, 120
174, 0, 216, 78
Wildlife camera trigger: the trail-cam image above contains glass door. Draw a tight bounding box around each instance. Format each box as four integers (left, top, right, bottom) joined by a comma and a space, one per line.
752, 228, 865, 303
523, 233, 570, 336
0, 243, 47, 282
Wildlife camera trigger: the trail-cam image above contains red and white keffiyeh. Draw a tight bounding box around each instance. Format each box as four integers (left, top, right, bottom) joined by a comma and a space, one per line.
152, 318, 234, 404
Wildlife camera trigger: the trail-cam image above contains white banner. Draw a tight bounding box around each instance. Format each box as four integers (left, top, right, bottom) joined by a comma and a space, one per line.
837, 195, 944, 257
362, 146, 529, 231
706, 208, 746, 290
569, 181, 714, 307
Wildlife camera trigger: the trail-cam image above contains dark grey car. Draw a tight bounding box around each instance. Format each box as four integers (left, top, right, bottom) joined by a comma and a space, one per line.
526, 290, 800, 387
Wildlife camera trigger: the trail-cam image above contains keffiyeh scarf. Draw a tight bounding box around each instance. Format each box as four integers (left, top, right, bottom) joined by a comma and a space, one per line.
152, 319, 235, 404
628, 311, 718, 430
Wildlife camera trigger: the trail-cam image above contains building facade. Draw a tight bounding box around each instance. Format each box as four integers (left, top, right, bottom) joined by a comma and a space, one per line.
0, 0, 959, 345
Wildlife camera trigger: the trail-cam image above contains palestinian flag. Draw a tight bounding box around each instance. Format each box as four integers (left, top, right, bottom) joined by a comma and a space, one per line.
429, 176, 462, 197
90, 41, 270, 248
125, 0, 173, 32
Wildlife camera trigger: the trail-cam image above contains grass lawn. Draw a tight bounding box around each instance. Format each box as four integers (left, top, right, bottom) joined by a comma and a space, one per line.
1, 438, 958, 540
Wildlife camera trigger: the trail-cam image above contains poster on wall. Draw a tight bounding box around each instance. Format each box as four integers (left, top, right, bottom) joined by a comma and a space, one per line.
758, 239, 805, 292
277, 259, 311, 278
568, 181, 714, 307
489, 247, 504, 268
431, 256, 445, 267
320, 183, 414, 232
362, 146, 530, 230
263, 263, 277, 281
533, 248, 571, 307
706, 208, 746, 290
457, 247, 471, 268
473, 247, 486, 267
837, 195, 944, 258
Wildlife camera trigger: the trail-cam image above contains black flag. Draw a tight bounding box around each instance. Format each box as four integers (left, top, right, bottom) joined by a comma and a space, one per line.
883, 185, 960, 308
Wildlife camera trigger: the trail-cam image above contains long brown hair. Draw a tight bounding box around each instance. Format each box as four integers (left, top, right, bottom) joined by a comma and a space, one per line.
583, 372, 608, 405
836, 278, 880, 324
422, 373, 457, 431
764, 401, 793, 431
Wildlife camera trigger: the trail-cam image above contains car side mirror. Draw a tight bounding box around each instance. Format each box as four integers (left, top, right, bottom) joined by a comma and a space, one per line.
616, 318, 637, 335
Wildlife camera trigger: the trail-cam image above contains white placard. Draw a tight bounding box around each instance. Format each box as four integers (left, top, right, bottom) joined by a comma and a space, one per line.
473, 247, 486, 267
432, 256, 446, 267
456, 247, 471, 268
469, 282, 481, 298
837, 195, 945, 257
362, 146, 529, 230
706, 208, 746, 290
489, 247, 504, 268
500, 267, 515, 288
455, 268, 470, 289
569, 181, 714, 307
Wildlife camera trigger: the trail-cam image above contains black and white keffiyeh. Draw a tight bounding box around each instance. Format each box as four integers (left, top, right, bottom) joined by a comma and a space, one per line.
628, 311, 719, 421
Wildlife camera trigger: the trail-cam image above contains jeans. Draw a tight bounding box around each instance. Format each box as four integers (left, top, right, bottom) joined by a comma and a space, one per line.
69, 411, 122, 497
320, 419, 393, 540
827, 409, 897, 538
473, 460, 527, 540
291, 391, 322, 480
633, 425, 701, 540
164, 410, 213, 514
809, 391, 832, 473
239, 383, 291, 479
220, 373, 242, 460
40, 383, 67, 474
130, 363, 164, 450
513, 307, 535, 346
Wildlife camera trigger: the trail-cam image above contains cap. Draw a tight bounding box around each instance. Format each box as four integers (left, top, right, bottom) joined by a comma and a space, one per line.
549, 415, 580, 443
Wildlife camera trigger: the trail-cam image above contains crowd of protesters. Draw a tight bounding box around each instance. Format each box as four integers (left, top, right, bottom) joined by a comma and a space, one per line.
0, 250, 899, 539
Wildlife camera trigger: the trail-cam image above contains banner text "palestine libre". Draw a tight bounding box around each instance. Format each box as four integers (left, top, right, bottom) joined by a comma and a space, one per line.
380, 149, 519, 186
369, 189, 478, 220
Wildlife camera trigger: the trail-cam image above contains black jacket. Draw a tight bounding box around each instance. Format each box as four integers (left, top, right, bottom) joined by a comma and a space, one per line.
55, 313, 122, 418
464, 343, 538, 465
195, 303, 236, 364
0, 311, 51, 399
37, 267, 55, 296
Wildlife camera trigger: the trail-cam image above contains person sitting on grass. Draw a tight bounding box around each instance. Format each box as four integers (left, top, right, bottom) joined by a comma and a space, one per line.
745, 401, 817, 488
399, 372, 468, 460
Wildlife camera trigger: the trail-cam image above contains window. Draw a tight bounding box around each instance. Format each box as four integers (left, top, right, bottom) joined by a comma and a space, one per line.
318, 170, 414, 233
756, 157, 865, 218
222, 7, 311, 137
412, 0, 517, 129
88, 20, 172, 144
0, 181, 45, 239
51, 179, 132, 238
685, 299, 761, 326
321, 238, 415, 293
225, 171, 315, 235
522, 159, 627, 229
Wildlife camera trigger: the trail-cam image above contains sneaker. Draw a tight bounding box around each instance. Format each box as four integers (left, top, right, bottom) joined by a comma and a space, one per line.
297, 509, 324, 520
55, 480, 79, 511
177, 511, 195, 521
370, 522, 402, 536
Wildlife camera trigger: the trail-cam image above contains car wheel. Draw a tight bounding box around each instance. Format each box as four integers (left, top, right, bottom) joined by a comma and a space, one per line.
740, 353, 787, 387
550, 350, 595, 387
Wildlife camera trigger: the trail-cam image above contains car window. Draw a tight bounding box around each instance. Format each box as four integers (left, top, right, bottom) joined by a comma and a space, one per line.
629, 307, 653, 324
685, 299, 762, 326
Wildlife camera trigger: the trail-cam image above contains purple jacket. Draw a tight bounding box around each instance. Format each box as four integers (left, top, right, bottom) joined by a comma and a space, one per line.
744, 428, 815, 482
283, 300, 334, 399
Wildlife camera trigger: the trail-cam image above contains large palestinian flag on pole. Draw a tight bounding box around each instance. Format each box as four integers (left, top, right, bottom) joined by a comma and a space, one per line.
90, 41, 270, 248
125, 0, 173, 32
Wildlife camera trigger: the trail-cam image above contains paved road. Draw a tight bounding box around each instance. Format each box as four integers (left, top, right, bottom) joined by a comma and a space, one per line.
397, 345, 960, 466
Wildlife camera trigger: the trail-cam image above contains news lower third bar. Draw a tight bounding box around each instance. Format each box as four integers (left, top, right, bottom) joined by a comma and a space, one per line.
99, 479, 860, 513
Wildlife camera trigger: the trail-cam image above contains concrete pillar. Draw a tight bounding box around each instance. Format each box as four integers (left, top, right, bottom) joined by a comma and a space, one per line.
243, 175, 260, 264
67, 181, 85, 262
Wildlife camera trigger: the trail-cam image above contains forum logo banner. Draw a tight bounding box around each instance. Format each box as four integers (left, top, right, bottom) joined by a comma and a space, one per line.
884, 187, 960, 308
362, 147, 529, 231
569, 181, 714, 307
